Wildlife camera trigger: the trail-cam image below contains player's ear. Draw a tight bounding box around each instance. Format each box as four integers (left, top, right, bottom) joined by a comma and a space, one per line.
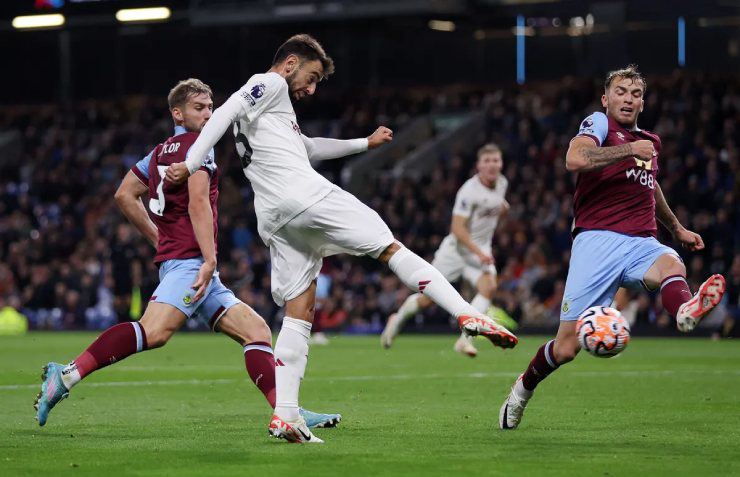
171, 107, 183, 123
601, 94, 608, 108
284, 54, 299, 74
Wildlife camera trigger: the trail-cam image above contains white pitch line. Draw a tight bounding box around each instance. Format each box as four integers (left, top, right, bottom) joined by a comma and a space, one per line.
2, 369, 739, 391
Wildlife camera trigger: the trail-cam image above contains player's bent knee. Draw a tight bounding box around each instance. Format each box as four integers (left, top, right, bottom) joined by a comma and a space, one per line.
218, 304, 271, 345
377, 240, 402, 263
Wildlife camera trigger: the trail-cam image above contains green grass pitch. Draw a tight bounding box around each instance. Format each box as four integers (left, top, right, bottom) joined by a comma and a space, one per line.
1, 332, 739, 476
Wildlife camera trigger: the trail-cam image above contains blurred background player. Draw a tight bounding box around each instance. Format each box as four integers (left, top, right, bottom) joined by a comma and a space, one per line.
34, 78, 339, 430
381, 143, 510, 357
167, 34, 518, 444
499, 65, 727, 430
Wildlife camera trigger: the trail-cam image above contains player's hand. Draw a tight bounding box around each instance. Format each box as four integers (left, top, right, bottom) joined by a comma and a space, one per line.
630, 140, 655, 160
674, 227, 704, 251
367, 126, 393, 149
477, 252, 495, 266
165, 162, 191, 184
192, 259, 216, 302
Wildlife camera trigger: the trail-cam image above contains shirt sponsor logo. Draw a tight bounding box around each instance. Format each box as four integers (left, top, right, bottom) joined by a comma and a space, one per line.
617, 132, 625, 140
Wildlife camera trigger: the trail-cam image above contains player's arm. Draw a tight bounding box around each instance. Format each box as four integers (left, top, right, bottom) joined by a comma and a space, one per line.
300, 126, 392, 161
566, 112, 654, 173
169, 96, 243, 182
187, 170, 217, 301
654, 182, 704, 251
566, 137, 654, 173
167, 76, 282, 183
114, 170, 158, 247
450, 215, 493, 265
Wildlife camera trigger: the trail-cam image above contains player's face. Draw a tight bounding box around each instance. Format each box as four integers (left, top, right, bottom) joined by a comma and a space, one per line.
477, 152, 502, 184
174, 93, 213, 132
602, 77, 645, 127
286, 59, 324, 101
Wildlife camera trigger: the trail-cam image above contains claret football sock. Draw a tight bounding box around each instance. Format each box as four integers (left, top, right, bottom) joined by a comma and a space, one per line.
243, 341, 277, 408
61, 321, 148, 390
274, 317, 311, 421
520, 339, 558, 394
388, 247, 477, 318
660, 275, 693, 317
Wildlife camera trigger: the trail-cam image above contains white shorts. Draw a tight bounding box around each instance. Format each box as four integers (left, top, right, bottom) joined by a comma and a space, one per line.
269, 188, 395, 306
431, 235, 497, 286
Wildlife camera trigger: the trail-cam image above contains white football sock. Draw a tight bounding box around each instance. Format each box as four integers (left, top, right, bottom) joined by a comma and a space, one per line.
388, 247, 477, 318
61, 362, 81, 390
396, 293, 421, 323
514, 378, 533, 400
470, 294, 491, 314
274, 316, 312, 422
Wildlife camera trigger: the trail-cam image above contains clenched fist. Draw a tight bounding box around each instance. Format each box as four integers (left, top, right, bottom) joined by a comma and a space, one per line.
367, 126, 393, 149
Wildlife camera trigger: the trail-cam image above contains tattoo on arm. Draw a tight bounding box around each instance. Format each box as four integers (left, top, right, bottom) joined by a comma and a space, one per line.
579, 143, 633, 171
654, 183, 681, 233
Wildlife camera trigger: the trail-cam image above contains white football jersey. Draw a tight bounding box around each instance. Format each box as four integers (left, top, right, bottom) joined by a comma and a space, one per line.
231, 72, 337, 241
449, 174, 508, 249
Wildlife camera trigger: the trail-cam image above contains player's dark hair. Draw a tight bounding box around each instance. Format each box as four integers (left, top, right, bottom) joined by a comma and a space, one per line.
604, 64, 646, 92
273, 34, 335, 78
167, 78, 213, 110
477, 143, 501, 160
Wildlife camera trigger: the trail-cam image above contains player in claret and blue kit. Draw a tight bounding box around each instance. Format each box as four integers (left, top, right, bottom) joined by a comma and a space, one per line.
499, 65, 726, 429
34, 78, 339, 430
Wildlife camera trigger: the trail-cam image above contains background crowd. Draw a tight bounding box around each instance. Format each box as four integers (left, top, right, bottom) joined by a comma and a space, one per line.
1, 72, 737, 336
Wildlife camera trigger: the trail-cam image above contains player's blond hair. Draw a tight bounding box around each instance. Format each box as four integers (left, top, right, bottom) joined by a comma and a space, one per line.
477, 143, 502, 160
273, 34, 335, 78
604, 64, 646, 92
167, 78, 213, 110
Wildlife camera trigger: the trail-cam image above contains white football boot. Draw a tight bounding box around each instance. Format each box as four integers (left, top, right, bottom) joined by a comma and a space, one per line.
268, 415, 324, 444
453, 333, 478, 358
676, 274, 726, 332
380, 313, 403, 349
499, 375, 531, 430
457, 313, 518, 349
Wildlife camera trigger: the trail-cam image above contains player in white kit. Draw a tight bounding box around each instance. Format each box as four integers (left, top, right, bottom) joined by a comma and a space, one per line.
381, 144, 509, 357
166, 34, 517, 444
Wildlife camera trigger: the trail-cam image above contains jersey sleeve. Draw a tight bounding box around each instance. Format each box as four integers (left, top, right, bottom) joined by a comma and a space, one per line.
199, 148, 217, 177
301, 135, 369, 161
232, 73, 285, 123
452, 183, 475, 219
575, 112, 608, 146
131, 150, 154, 184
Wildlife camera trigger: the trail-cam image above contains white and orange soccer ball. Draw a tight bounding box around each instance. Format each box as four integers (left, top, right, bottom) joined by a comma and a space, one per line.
576, 306, 630, 358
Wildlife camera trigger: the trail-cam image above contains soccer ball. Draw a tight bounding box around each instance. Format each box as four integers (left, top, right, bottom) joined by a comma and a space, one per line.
576, 306, 630, 358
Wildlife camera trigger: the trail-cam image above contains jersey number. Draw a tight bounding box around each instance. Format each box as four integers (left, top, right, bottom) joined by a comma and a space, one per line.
148, 165, 169, 216
234, 122, 253, 170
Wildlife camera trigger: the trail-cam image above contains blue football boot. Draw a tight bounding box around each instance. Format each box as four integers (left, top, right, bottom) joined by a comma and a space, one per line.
299, 408, 342, 429
34, 362, 70, 426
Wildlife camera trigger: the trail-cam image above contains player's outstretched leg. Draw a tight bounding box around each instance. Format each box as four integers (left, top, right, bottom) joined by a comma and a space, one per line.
499, 322, 578, 429
382, 243, 517, 349
34, 303, 184, 426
